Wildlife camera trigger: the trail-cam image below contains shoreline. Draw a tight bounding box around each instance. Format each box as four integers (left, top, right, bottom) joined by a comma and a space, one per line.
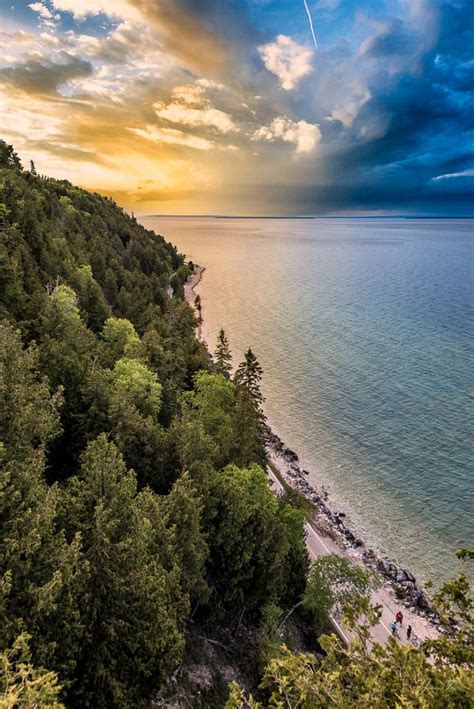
183, 263, 441, 641
184, 265, 206, 341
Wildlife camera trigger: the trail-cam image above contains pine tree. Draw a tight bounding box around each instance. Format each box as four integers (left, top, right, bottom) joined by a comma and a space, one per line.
29, 159, 37, 175
214, 328, 232, 378
235, 348, 264, 408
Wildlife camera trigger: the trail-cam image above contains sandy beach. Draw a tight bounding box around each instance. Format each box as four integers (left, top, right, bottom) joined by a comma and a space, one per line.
183, 263, 440, 647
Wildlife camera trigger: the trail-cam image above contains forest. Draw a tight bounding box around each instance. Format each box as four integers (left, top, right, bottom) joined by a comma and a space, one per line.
0, 140, 472, 707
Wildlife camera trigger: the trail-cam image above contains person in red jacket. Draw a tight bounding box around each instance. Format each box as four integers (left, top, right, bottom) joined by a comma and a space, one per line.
396, 610, 403, 626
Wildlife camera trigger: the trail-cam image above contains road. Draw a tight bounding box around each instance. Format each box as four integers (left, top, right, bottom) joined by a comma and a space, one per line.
267, 466, 437, 648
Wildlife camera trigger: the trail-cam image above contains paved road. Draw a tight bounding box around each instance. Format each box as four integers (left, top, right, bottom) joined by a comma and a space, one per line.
267, 467, 435, 648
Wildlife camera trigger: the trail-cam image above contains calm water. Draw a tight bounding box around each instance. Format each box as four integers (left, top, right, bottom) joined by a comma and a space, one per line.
143, 216, 473, 585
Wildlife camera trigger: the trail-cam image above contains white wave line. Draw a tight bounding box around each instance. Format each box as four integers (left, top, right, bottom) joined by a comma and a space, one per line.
303, 0, 318, 49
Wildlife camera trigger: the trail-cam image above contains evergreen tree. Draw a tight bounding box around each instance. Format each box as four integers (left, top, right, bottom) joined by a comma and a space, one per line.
232, 386, 266, 466
181, 372, 236, 468
63, 435, 184, 707
235, 348, 264, 407
0, 140, 21, 170
163, 472, 210, 606
206, 463, 303, 615
29, 159, 37, 175
214, 327, 232, 378
0, 323, 84, 682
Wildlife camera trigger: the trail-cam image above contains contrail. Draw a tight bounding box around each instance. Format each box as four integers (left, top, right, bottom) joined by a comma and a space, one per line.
303, 0, 318, 49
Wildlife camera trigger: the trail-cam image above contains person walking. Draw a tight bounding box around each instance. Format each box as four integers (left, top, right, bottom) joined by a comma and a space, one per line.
396, 610, 403, 626
407, 625, 412, 640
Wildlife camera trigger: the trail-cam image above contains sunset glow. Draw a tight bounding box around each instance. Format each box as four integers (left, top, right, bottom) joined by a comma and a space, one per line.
1, 1, 473, 214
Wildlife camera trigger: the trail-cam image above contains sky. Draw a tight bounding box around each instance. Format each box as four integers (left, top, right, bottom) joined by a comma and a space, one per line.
0, 0, 473, 215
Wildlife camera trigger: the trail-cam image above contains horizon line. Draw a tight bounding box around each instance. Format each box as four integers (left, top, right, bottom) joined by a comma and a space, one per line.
141, 214, 474, 220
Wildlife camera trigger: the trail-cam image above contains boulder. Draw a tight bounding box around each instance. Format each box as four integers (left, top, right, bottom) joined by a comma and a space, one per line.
284, 447, 298, 462
378, 560, 392, 576
396, 569, 407, 583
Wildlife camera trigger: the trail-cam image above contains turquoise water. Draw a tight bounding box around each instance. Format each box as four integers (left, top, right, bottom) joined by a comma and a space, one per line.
143, 216, 473, 585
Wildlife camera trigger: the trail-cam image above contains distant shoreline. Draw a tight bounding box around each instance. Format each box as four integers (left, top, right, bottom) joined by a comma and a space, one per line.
146, 214, 474, 220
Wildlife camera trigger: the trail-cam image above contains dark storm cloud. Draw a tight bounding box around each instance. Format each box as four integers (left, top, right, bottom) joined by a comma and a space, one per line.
315, 0, 474, 213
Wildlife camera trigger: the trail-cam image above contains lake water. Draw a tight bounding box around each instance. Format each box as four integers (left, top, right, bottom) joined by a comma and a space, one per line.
142, 216, 473, 585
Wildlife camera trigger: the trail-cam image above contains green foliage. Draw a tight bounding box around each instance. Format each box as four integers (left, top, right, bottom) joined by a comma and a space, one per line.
0, 322, 63, 459
110, 357, 162, 420
227, 595, 474, 708
0, 142, 308, 705
0, 635, 64, 708
206, 463, 308, 616
214, 327, 232, 378
234, 349, 267, 465
61, 435, 184, 706
101, 316, 143, 364
0, 140, 21, 170
163, 472, 210, 606
70, 264, 110, 332
181, 372, 236, 467
228, 554, 474, 709
235, 348, 264, 407
302, 554, 374, 628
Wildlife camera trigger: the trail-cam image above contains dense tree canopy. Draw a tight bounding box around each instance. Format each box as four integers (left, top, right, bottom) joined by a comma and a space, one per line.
0, 141, 308, 706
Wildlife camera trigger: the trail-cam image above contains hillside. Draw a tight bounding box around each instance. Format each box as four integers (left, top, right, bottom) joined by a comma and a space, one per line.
0, 141, 472, 708
0, 141, 310, 706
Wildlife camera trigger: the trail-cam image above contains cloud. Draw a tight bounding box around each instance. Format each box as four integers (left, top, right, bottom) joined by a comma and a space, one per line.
326, 84, 371, 128
0, 52, 93, 95
1, 0, 473, 214
253, 116, 321, 154
154, 83, 238, 134
49, 0, 138, 20
432, 169, 474, 181
259, 35, 313, 90
29, 3, 56, 20
128, 125, 214, 151
196, 78, 225, 90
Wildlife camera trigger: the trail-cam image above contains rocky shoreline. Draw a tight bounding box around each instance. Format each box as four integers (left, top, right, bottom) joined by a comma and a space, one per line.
183, 263, 440, 630
266, 428, 441, 626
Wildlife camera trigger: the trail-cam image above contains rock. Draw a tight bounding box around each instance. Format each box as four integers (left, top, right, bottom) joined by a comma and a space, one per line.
417, 593, 430, 610
378, 560, 392, 576
387, 563, 398, 579
396, 569, 407, 583
284, 447, 298, 462
353, 538, 363, 547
